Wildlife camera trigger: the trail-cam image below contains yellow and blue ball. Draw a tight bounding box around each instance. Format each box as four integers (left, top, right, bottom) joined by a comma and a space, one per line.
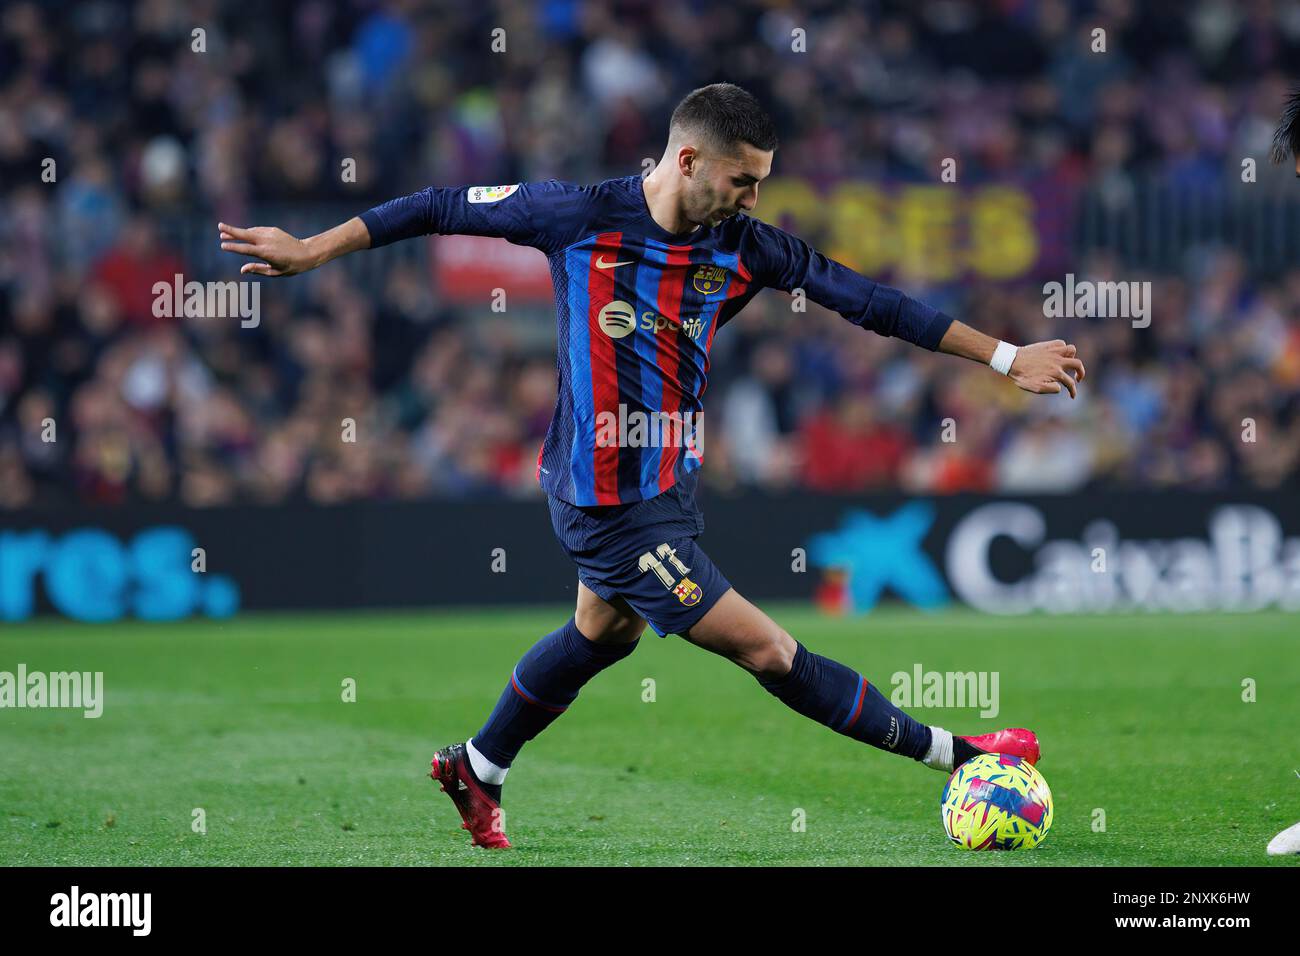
940, 752, 1053, 850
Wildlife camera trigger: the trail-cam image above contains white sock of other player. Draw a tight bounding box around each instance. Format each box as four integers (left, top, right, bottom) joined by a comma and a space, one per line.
466, 738, 509, 785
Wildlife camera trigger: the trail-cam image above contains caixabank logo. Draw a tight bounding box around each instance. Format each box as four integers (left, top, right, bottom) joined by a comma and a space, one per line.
807, 501, 1300, 614
0, 526, 239, 622
945, 502, 1300, 614
807, 502, 950, 613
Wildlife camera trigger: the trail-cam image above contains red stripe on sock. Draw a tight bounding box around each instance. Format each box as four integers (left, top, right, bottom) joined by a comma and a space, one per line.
844, 678, 868, 728
510, 673, 567, 713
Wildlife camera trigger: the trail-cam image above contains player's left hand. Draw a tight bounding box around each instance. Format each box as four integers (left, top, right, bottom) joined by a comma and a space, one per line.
218, 223, 316, 276
1008, 340, 1086, 398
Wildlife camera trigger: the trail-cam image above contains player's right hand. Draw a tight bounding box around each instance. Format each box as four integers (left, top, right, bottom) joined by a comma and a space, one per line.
1008, 340, 1086, 399
218, 223, 315, 276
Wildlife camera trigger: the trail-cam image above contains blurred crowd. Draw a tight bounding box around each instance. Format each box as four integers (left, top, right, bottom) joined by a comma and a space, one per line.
2, 0, 1300, 508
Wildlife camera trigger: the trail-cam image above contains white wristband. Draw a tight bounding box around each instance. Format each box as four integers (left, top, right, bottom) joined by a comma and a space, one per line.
990, 340, 1018, 376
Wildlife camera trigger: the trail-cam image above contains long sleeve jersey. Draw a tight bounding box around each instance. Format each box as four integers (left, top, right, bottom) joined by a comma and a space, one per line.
359, 175, 954, 507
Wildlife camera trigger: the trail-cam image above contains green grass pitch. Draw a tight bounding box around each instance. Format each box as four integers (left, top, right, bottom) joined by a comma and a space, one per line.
2, 606, 1297, 866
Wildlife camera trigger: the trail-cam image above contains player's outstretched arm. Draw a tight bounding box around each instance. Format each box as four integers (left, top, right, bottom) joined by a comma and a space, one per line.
220, 181, 587, 276
938, 318, 1086, 398
218, 216, 371, 277
750, 221, 1086, 397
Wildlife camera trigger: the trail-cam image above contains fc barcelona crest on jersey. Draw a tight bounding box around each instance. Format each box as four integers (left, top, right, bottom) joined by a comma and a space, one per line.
692, 264, 728, 296
673, 576, 703, 607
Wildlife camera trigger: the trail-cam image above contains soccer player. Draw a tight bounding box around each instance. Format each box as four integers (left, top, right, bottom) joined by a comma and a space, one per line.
220, 83, 1085, 849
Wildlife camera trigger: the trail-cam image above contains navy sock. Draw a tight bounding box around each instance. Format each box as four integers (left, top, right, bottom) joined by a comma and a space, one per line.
758, 642, 932, 759
472, 618, 638, 769
952, 735, 983, 767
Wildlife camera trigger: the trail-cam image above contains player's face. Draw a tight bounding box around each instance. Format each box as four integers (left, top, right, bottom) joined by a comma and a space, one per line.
687, 143, 773, 227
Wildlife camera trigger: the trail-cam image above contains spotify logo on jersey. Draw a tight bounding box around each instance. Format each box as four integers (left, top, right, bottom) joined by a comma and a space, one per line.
598, 300, 636, 338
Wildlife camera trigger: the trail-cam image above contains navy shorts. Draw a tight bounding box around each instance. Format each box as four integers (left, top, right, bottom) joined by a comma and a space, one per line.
547, 478, 731, 638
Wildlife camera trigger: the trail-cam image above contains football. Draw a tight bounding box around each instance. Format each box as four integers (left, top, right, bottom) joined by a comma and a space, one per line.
941, 752, 1054, 851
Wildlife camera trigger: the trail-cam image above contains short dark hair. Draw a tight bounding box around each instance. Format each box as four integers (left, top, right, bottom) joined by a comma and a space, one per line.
669, 83, 778, 154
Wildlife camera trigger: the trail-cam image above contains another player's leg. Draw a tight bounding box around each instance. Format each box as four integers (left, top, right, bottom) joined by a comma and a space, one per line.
681, 588, 1040, 772
431, 583, 645, 847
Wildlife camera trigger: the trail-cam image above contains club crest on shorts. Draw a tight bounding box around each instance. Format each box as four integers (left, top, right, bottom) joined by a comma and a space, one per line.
673, 576, 702, 606
639, 543, 701, 606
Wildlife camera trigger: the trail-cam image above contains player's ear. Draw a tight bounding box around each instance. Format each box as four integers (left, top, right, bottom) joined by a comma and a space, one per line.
678, 145, 698, 178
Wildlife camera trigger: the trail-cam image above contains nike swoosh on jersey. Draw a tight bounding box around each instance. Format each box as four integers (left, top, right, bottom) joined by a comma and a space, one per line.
594, 256, 633, 269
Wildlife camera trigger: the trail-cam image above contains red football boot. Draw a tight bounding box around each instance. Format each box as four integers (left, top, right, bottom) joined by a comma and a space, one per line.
958, 727, 1041, 766
430, 743, 511, 849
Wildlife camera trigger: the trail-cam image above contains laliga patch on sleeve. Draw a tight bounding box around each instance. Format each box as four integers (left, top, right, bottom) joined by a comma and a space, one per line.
468, 184, 520, 204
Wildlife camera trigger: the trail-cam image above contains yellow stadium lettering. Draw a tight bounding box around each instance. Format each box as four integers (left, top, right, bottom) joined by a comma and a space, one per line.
748, 177, 824, 235
967, 187, 1036, 279
898, 187, 959, 283
757, 177, 1038, 283
828, 183, 890, 275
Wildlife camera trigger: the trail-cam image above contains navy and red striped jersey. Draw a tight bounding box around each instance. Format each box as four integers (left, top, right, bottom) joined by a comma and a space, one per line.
359, 175, 954, 507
